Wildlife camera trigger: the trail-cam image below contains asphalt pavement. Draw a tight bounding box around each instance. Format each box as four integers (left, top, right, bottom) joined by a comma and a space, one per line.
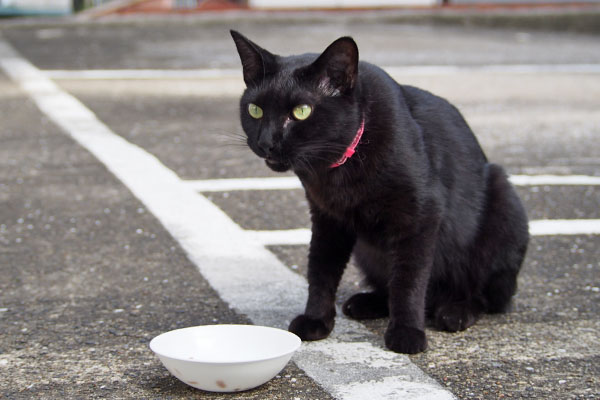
1, 10, 599, 400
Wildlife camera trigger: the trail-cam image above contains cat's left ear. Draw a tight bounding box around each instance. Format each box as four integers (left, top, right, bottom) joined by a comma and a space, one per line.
230, 30, 278, 87
306, 37, 359, 96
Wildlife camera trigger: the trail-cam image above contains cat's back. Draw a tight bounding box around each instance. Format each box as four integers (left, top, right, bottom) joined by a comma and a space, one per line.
357, 61, 403, 100
356, 62, 487, 170
359, 63, 481, 144
357, 62, 474, 137
404, 84, 487, 165
396, 84, 483, 149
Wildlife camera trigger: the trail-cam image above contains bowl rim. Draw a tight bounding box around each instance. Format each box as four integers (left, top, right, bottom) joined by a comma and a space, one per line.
149, 324, 301, 364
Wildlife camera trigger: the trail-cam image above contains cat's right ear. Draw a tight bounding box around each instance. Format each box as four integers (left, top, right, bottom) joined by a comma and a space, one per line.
230, 30, 277, 87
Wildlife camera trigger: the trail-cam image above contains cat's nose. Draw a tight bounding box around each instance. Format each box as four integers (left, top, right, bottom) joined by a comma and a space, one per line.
258, 135, 274, 156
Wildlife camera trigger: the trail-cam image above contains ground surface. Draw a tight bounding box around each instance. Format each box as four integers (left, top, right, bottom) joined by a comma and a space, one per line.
1, 11, 599, 399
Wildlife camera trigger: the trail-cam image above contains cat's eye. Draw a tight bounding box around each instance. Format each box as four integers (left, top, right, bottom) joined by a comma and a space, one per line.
248, 103, 263, 119
292, 104, 312, 121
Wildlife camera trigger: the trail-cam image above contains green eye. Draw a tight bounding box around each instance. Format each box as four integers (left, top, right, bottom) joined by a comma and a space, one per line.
292, 104, 312, 120
248, 103, 263, 119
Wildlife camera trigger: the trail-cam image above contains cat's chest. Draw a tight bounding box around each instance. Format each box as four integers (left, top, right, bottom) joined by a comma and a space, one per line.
304, 179, 383, 230
305, 179, 358, 213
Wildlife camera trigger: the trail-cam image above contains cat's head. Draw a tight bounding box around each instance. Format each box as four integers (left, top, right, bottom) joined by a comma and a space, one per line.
231, 30, 361, 174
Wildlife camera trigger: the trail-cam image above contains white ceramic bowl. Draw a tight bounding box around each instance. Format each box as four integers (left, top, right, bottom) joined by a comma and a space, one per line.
149, 324, 301, 392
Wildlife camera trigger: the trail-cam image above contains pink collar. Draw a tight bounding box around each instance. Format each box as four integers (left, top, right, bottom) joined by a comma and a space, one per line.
330, 118, 366, 168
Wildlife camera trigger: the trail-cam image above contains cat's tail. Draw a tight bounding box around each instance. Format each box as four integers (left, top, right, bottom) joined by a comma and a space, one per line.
479, 163, 529, 313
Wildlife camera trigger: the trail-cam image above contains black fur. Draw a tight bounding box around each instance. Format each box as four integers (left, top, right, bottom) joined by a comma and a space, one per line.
231, 31, 529, 354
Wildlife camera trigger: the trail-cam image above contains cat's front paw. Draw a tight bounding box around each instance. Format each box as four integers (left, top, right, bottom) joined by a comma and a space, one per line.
288, 314, 333, 341
384, 323, 427, 354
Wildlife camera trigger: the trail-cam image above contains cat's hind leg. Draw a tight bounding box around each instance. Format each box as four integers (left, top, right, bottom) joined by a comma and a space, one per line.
433, 300, 483, 332
431, 164, 528, 331
478, 163, 529, 314
342, 292, 389, 319
428, 275, 485, 332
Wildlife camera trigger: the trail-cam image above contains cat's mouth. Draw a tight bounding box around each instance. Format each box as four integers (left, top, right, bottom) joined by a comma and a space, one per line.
265, 157, 291, 172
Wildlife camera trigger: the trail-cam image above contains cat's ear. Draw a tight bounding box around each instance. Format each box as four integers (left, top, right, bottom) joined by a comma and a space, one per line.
309, 37, 359, 96
230, 30, 278, 87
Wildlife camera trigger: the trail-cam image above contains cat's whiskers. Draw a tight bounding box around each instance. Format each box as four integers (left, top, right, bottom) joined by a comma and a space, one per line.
207, 129, 249, 149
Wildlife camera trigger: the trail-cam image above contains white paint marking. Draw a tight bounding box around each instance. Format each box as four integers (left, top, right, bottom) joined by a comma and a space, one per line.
529, 219, 600, 236
184, 174, 600, 193
43, 68, 241, 80
509, 174, 600, 186
248, 218, 600, 247
248, 229, 312, 246
42, 64, 600, 81
339, 377, 455, 400
298, 335, 454, 400
185, 176, 302, 192
0, 39, 455, 400
385, 64, 600, 76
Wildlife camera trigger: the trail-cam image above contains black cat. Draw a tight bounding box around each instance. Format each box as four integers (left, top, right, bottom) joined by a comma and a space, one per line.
231, 31, 529, 354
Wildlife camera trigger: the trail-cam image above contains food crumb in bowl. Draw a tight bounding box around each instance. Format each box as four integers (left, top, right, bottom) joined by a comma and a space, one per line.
216, 380, 227, 388
187, 381, 199, 385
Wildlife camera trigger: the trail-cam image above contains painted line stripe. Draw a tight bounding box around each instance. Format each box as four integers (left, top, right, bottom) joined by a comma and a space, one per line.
529, 219, 600, 236
0, 40, 455, 400
249, 229, 313, 246
385, 64, 600, 75
186, 176, 303, 192
185, 174, 600, 192
248, 219, 600, 247
42, 64, 600, 80
509, 174, 600, 186
43, 68, 241, 80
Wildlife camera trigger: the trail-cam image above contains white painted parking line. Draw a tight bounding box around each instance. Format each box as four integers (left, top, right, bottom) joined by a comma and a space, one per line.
509, 174, 600, 186
0, 39, 455, 400
529, 219, 600, 236
249, 229, 313, 246
185, 176, 303, 192
248, 218, 600, 247
385, 64, 600, 75
185, 174, 600, 192
42, 64, 600, 81
44, 68, 241, 80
